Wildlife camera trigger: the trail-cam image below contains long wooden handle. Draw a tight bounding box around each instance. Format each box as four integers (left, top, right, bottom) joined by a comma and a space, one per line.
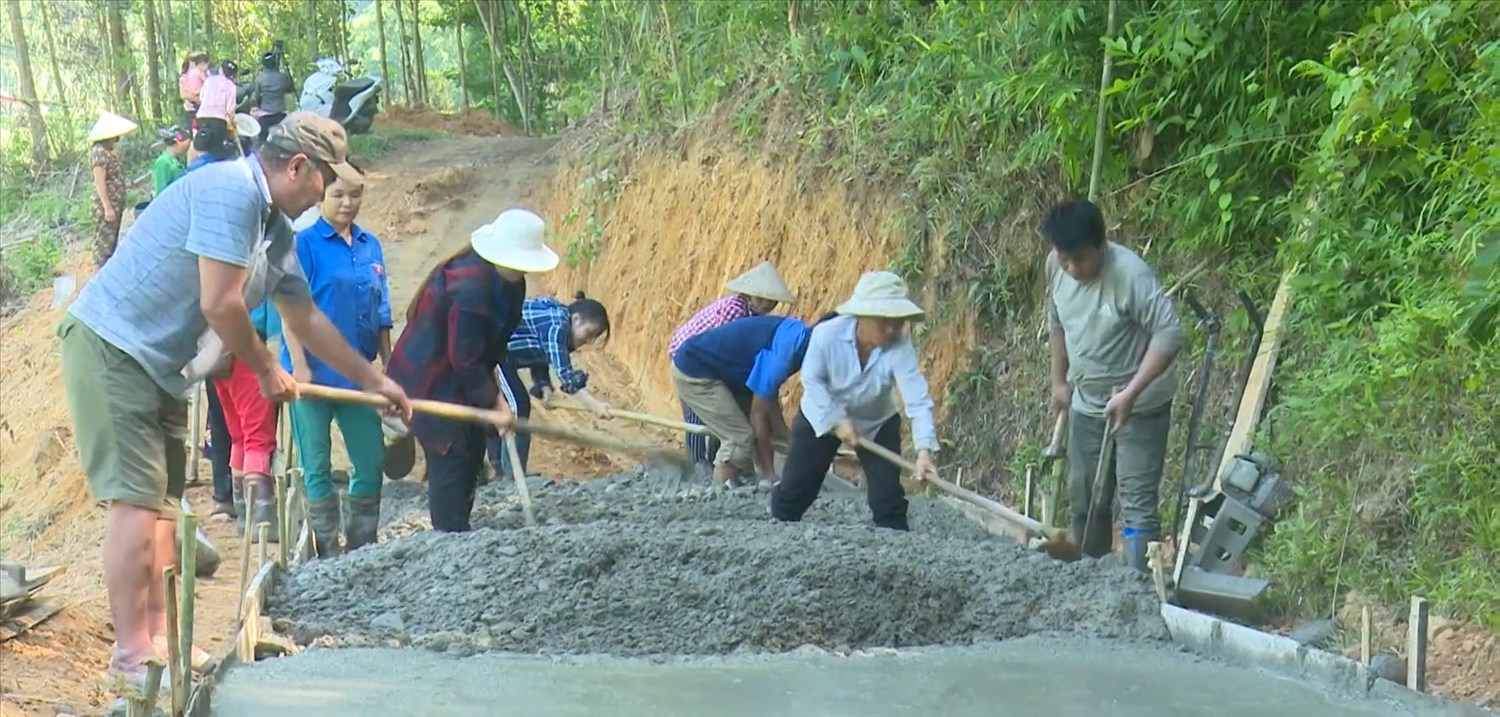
297, 383, 507, 424
1044, 411, 1068, 458
547, 402, 709, 434
854, 437, 1054, 537
296, 383, 687, 464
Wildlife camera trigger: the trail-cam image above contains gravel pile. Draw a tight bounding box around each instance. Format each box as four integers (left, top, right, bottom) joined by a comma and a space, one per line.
271, 469, 1168, 657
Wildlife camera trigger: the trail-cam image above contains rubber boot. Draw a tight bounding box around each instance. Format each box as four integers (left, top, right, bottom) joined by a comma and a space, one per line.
306, 494, 343, 558
231, 472, 247, 536
1121, 527, 1158, 573
243, 473, 279, 543
344, 494, 381, 552
1072, 514, 1113, 559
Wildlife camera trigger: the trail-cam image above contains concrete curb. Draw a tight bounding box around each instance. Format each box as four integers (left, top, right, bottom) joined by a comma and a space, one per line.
1161, 604, 1493, 716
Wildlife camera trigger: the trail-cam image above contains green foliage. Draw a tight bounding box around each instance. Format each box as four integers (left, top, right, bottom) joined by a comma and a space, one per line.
1, 235, 63, 298
558, 0, 1499, 625
347, 127, 446, 159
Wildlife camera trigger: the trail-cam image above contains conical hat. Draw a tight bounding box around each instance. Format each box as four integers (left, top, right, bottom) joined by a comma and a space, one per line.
724, 261, 794, 304
87, 111, 138, 144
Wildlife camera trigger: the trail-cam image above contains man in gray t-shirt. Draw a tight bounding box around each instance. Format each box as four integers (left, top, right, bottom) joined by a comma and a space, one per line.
250, 52, 295, 137
1044, 199, 1183, 571
58, 112, 411, 688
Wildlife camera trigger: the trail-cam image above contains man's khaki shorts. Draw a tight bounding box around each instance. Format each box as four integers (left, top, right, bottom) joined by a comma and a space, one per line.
58, 315, 188, 516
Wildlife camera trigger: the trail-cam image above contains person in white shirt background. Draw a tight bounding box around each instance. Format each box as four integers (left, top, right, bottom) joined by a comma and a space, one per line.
769, 271, 939, 531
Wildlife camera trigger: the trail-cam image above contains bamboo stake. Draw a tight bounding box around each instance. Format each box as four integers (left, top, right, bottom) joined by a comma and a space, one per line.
163, 567, 182, 717
235, 482, 256, 620
177, 511, 197, 699
273, 472, 288, 566
1087, 0, 1119, 202
1360, 604, 1373, 665
1407, 596, 1428, 692
256, 523, 270, 574
125, 659, 166, 717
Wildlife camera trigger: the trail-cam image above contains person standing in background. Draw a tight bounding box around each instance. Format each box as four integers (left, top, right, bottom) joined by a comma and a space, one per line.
87, 112, 137, 268
250, 51, 295, 140
151, 128, 192, 195
178, 52, 210, 130
1043, 199, 1183, 571
194, 60, 240, 157
282, 164, 395, 556
666, 262, 795, 474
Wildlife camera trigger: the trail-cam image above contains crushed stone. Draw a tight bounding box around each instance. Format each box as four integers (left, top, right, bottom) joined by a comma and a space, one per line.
271, 467, 1168, 657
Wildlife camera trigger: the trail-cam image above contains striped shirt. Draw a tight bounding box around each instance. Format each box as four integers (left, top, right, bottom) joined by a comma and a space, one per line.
506, 296, 588, 394
67, 155, 309, 397
667, 294, 753, 357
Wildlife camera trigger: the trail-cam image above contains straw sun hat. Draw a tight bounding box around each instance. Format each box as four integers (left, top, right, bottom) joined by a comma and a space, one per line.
724, 261, 795, 304
234, 113, 262, 139
835, 271, 924, 319
471, 209, 559, 273
87, 111, 138, 144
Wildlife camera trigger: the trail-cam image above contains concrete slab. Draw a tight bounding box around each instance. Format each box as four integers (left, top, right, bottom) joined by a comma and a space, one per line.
212, 638, 1439, 717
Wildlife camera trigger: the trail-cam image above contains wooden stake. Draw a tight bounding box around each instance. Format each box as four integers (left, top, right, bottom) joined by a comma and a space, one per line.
177, 511, 197, 699
256, 523, 270, 574
1360, 604, 1373, 665
273, 472, 288, 566
188, 384, 203, 483
1023, 465, 1035, 519
1407, 596, 1428, 692
235, 482, 256, 620
163, 567, 182, 717
1147, 541, 1169, 602
125, 659, 166, 717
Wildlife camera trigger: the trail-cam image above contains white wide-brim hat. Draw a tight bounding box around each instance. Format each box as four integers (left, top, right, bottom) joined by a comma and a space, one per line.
234, 113, 262, 138
724, 261, 795, 304
835, 271, 924, 319
87, 111, 138, 144
471, 209, 559, 273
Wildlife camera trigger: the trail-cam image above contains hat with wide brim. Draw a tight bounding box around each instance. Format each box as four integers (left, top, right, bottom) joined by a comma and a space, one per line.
87, 111, 138, 143
471, 209, 560, 273
724, 261, 794, 304
234, 113, 262, 139
834, 271, 925, 319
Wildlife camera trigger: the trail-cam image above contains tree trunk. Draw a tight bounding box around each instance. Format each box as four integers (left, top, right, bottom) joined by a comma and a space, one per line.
144, 0, 164, 121
393, 0, 416, 106
411, 0, 428, 106
475, 0, 501, 116
477, 0, 527, 132
7, 0, 49, 166
39, 0, 67, 112
106, 0, 132, 112
202, 0, 214, 54
305, 0, 318, 60
455, 20, 469, 110
339, 0, 350, 60
375, 0, 397, 105
514, 0, 536, 124
161, 0, 174, 85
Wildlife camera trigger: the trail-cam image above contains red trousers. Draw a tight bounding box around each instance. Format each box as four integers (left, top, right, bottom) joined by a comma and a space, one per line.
215, 359, 277, 475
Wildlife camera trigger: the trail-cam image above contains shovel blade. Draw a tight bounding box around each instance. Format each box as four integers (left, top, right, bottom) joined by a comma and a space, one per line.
384, 434, 416, 480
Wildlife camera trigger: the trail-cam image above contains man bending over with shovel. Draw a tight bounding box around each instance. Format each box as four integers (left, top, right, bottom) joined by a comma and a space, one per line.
1043, 199, 1181, 570
59, 112, 411, 695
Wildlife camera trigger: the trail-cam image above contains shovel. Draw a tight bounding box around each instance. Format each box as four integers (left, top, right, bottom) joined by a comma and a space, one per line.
381, 414, 417, 480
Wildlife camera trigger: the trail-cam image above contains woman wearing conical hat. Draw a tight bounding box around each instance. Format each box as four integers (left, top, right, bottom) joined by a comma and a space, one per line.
667, 261, 795, 472
770, 272, 940, 531
87, 111, 138, 267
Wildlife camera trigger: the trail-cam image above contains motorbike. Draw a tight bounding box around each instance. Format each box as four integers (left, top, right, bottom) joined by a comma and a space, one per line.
299, 57, 381, 135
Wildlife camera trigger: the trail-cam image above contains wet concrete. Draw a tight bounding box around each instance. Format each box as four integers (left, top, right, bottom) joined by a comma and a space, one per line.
212, 638, 1435, 717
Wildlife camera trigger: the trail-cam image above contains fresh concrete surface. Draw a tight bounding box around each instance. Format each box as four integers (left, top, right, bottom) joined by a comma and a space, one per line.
212, 638, 1439, 717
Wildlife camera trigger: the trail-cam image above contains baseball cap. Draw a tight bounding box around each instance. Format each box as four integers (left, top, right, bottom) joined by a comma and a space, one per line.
263, 111, 362, 187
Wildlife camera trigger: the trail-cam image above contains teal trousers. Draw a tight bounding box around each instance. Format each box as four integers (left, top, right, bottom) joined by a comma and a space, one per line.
291, 398, 385, 501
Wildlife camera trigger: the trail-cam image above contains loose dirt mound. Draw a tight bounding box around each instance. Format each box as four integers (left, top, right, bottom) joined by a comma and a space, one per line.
271, 472, 1167, 657
376, 106, 520, 137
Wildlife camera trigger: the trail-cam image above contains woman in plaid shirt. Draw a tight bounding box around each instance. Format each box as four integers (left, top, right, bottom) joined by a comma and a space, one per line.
387, 209, 559, 532
486, 291, 612, 479
668, 262, 795, 472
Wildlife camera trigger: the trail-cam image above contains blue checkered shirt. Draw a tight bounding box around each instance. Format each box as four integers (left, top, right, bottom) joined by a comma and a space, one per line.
506, 296, 589, 394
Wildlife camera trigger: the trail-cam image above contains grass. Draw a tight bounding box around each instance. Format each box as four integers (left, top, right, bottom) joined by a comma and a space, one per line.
348, 128, 447, 160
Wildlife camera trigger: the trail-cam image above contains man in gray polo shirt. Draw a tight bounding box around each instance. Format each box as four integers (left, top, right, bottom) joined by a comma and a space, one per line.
1044, 199, 1183, 572
58, 112, 412, 689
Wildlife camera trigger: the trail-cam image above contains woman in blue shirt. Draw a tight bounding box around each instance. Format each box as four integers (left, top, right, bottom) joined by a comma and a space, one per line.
281, 163, 394, 556
486, 291, 612, 479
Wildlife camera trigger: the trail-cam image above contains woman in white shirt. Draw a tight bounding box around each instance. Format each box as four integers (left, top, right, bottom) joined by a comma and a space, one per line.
770, 271, 939, 531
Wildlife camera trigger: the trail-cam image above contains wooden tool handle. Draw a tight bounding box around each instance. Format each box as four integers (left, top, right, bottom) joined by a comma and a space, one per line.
1044, 411, 1068, 458
297, 383, 509, 425
854, 437, 1052, 537
548, 402, 709, 434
